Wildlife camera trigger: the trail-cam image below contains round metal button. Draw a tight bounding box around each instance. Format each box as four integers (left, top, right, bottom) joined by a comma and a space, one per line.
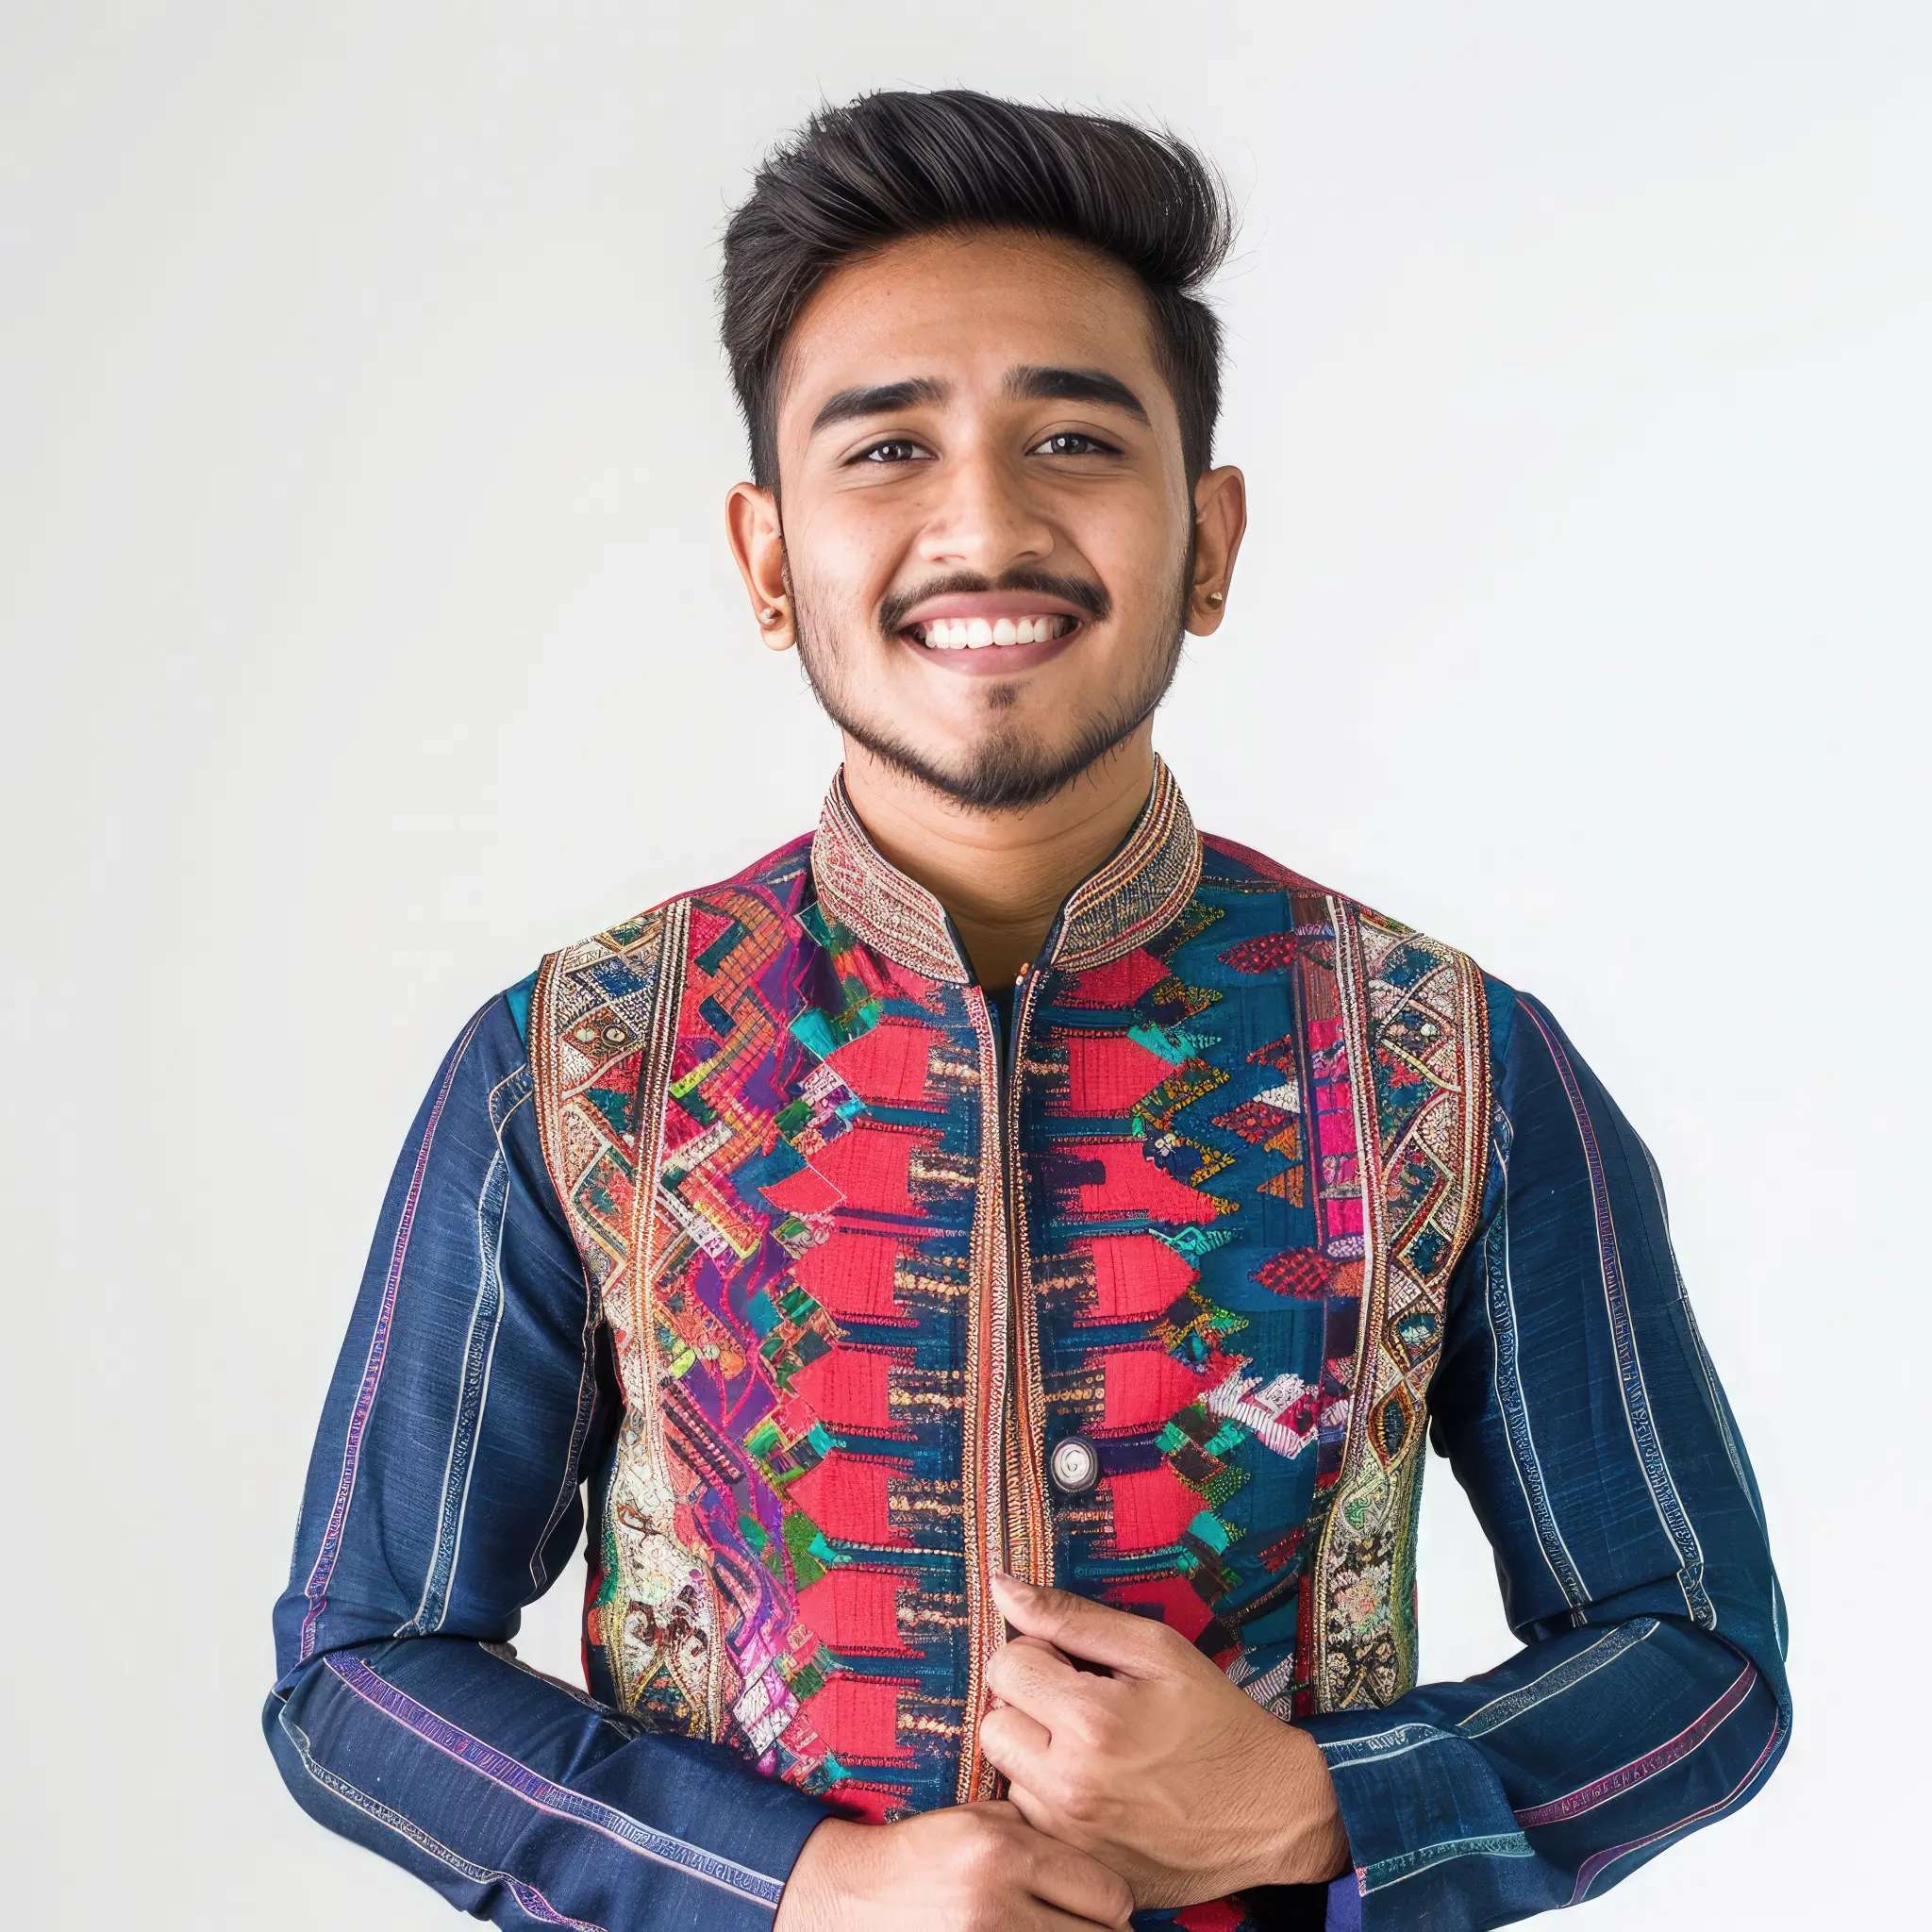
1049, 1434, 1101, 1496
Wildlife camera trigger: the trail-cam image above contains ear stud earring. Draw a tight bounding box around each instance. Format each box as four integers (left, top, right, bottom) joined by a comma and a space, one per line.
1204, 590, 1225, 608
758, 605, 783, 626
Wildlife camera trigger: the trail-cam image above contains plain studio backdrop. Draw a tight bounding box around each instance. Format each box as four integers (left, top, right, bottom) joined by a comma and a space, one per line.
2, 3, 1925, 1925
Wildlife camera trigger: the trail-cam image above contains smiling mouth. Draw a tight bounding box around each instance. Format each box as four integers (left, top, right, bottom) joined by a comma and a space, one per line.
908, 613, 1081, 650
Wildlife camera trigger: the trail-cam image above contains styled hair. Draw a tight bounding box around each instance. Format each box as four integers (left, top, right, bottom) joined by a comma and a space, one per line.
720, 90, 1234, 488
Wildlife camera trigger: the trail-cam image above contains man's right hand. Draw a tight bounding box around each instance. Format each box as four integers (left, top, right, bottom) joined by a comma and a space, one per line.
773, 1801, 1137, 1931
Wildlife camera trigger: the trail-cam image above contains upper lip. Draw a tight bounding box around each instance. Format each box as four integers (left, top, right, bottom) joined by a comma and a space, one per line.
894, 589, 1093, 629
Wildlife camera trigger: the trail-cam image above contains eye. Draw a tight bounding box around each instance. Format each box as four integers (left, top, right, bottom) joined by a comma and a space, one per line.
854, 438, 933, 464
1030, 431, 1119, 458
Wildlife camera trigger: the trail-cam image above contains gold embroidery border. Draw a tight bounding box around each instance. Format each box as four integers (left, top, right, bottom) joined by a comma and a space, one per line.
1308, 901, 1491, 1712
530, 898, 721, 1726
810, 758, 1202, 985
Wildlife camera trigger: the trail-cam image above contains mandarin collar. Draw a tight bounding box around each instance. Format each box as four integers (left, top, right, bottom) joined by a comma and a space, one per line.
809, 757, 1202, 986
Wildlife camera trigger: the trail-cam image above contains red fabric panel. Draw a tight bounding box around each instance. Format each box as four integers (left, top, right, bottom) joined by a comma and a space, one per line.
800, 1674, 913, 1762
790, 1345, 899, 1433
1084, 1233, 1196, 1321
758, 1160, 843, 1218
1106, 1462, 1202, 1553
1106, 1573, 1216, 1642
826, 1018, 942, 1106
793, 1229, 904, 1320
1100, 1345, 1212, 1430
798, 1567, 914, 1656
789, 1452, 906, 1546
1315, 1087, 1359, 1158
1073, 1141, 1221, 1222
1058, 1033, 1180, 1115
809, 1123, 927, 1215
1058, 948, 1170, 1008
1174, 1899, 1249, 1931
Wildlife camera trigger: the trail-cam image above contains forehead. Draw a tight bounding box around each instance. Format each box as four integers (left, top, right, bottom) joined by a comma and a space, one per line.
778, 228, 1170, 424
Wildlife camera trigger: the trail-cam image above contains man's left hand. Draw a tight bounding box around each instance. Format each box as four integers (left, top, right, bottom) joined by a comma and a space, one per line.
978, 1573, 1350, 1910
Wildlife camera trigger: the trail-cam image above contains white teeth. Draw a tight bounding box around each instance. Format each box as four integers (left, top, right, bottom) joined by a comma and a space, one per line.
913, 614, 1074, 649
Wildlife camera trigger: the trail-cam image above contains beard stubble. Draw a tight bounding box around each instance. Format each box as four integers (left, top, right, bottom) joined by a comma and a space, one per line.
789, 550, 1194, 813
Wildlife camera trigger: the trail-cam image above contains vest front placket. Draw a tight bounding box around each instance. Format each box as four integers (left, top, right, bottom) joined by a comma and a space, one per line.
955, 958, 1053, 1803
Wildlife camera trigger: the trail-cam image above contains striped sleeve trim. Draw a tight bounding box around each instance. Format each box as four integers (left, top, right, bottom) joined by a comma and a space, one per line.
1518, 998, 1714, 1628
324, 1655, 785, 1907
1515, 1661, 1759, 1827
1572, 1713, 1786, 1904
1458, 1620, 1658, 1739
1360, 1831, 1538, 1895
299, 1005, 490, 1661
1482, 1166, 1591, 1607
1322, 1723, 1456, 1770
276, 1702, 608, 1930
406, 1069, 534, 1634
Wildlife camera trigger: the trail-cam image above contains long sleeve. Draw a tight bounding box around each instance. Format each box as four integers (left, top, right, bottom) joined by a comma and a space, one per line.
264, 986, 831, 1931
1303, 984, 1790, 1929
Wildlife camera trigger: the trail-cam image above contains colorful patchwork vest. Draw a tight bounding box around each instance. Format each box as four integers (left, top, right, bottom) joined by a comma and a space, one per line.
529, 759, 1491, 1837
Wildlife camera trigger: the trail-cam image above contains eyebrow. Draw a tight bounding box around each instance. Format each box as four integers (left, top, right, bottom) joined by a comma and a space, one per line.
810, 377, 951, 435
1006, 365, 1149, 423
808, 365, 1152, 438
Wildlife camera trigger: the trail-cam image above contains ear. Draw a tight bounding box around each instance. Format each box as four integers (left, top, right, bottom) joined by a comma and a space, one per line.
725, 481, 794, 651
1185, 463, 1248, 636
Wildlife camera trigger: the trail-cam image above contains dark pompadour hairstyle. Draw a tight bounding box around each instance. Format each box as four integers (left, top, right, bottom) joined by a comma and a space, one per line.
721, 90, 1234, 489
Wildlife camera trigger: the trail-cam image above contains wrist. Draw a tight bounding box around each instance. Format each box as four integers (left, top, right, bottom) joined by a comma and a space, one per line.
1241, 1724, 1351, 1890
774, 1818, 865, 1932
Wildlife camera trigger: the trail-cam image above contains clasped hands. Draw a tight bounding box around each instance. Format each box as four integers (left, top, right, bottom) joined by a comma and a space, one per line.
775, 1572, 1348, 1931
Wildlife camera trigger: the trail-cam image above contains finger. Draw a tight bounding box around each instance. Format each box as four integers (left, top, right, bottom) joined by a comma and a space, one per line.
992, 1571, 1180, 1677
986, 1634, 1087, 1716
1019, 1833, 1136, 1927
1008, 1633, 1076, 1669
978, 1703, 1054, 1789
968, 1797, 1024, 1823
1001, 1776, 1059, 1842
1000, 1634, 1076, 1671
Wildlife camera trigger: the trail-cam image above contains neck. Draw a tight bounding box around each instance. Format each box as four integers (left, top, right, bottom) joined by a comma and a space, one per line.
840, 726, 1158, 989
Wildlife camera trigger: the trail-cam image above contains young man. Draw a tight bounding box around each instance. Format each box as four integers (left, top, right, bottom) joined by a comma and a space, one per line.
267, 92, 1789, 1932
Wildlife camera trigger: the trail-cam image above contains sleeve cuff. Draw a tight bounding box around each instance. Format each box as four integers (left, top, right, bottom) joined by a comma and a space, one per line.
1303, 1711, 1533, 1929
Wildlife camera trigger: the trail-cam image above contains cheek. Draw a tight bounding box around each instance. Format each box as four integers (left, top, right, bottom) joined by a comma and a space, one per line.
1063, 485, 1189, 614
791, 491, 921, 609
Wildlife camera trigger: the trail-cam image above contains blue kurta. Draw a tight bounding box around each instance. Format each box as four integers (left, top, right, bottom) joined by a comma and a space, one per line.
267, 769, 1788, 1930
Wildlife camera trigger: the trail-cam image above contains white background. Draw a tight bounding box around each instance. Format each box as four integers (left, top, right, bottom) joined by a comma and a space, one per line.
3, 3, 1925, 1924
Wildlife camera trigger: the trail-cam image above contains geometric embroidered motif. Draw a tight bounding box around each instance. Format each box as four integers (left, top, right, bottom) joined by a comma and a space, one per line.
525, 774, 1494, 1877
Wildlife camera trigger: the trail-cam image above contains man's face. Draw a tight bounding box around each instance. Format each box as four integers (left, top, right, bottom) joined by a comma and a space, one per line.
731, 229, 1239, 810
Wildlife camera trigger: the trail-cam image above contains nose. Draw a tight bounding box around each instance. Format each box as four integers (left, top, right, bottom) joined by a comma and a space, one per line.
916, 442, 1056, 576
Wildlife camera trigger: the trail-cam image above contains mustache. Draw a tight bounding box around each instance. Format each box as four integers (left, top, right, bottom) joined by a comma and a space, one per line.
876, 569, 1112, 636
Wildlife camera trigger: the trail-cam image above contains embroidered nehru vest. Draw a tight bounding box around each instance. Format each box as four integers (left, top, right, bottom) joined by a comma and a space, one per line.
528, 761, 1491, 1825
